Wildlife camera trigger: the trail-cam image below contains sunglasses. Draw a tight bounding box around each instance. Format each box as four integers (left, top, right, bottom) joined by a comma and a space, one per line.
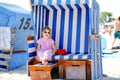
44, 31, 51, 34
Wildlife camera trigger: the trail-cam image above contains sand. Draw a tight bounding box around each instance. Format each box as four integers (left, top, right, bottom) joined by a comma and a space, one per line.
0, 65, 31, 80
101, 58, 120, 80
0, 57, 120, 80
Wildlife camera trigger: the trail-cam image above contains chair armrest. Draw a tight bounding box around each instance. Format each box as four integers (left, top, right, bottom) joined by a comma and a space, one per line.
13, 50, 26, 53
2, 49, 26, 54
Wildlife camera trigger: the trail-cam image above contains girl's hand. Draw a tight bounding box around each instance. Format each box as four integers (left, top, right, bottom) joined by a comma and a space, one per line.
51, 43, 56, 55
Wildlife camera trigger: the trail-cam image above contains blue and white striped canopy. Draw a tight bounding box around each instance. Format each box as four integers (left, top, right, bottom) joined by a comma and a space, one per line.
32, 0, 99, 54
32, 0, 90, 5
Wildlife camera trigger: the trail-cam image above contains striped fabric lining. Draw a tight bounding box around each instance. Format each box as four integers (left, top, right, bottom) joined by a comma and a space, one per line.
33, 4, 89, 54
32, 0, 89, 5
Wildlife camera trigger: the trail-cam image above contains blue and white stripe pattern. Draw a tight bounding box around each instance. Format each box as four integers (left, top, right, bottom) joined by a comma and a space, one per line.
33, 4, 89, 54
52, 53, 91, 60
30, 0, 99, 60
32, 0, 90, 6
27, 39, 36, 60
30, 0, 102, 79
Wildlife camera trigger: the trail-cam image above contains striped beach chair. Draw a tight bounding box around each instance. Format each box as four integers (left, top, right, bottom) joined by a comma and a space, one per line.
0, 27, 26, 71
27, 0, 103, 80
0, 3, 35, 71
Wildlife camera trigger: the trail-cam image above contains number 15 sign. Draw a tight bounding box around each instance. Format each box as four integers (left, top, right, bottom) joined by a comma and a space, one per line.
19, 17, 33, 30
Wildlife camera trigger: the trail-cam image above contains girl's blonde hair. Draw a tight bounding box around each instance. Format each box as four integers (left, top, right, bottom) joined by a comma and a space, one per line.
41, 26, 51, 37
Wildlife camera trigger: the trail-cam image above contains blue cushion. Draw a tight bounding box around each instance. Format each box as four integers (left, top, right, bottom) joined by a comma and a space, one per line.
52, 53, 91, 60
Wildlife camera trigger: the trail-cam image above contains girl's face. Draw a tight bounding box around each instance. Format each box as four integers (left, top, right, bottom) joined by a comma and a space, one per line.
42, 29, 51, 39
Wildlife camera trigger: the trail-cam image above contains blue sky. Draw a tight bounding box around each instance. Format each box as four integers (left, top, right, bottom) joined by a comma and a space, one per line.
96, 0, 120, 19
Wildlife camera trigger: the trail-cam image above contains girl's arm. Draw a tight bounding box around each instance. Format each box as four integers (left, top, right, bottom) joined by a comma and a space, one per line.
51, 43, 56, 55
37, 43, 41, 55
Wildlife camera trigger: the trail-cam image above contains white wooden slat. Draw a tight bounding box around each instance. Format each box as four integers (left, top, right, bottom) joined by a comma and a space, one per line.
0, 61, 10, 66
0, 54, 11, 59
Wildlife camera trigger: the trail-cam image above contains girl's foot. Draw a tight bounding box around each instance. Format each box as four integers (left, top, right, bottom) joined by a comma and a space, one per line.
42, 60, 48, 65
42, 61, 44, 64
44, 61, 48, 65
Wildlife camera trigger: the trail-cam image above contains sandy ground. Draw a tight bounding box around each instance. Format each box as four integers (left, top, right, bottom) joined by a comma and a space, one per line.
0, 65, 31, 80
0, 57, 120, 80
100, 57, 120, 80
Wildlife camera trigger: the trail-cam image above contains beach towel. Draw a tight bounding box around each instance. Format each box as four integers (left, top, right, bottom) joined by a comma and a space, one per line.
0, 27, 11, 50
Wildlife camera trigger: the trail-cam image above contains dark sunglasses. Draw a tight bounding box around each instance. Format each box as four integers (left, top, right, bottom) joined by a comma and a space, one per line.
44, 31, 51, 34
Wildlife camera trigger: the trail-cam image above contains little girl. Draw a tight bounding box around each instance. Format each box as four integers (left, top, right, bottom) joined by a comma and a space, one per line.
36, 26, 56, 65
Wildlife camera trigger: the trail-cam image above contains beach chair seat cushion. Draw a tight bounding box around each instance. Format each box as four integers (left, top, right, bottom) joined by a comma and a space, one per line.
29, 51, 91, 61
52, 53, 91, 60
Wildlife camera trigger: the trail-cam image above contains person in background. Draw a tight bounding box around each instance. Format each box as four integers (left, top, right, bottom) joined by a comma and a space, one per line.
101, 24, 114, 50
112, 16, 120, 49
36, 26, 56, 65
